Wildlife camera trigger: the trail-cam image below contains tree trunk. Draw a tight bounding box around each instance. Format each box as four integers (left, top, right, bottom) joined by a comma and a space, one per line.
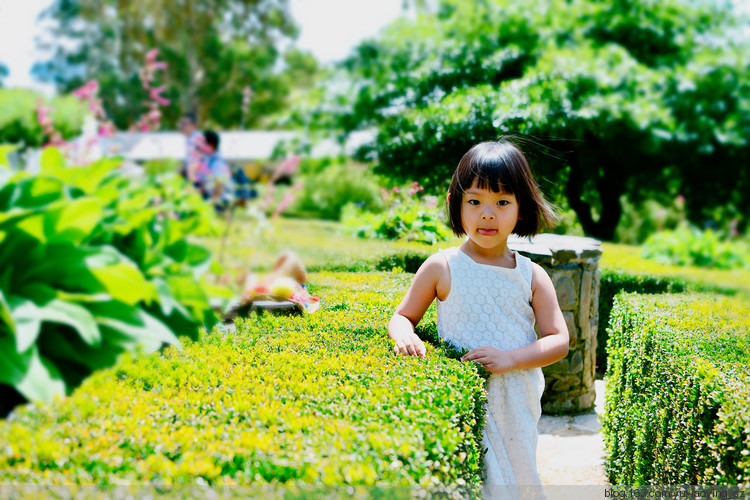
566, 148, 625, 241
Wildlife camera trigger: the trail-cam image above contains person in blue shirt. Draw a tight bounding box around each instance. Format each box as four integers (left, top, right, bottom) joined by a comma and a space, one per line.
196, 130, 234, 212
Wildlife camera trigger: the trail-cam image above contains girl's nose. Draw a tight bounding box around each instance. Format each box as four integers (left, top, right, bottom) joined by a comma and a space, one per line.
481, 211, 495, 220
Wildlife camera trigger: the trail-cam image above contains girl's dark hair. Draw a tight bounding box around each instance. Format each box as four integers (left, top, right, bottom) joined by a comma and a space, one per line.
447, 139, 558, 237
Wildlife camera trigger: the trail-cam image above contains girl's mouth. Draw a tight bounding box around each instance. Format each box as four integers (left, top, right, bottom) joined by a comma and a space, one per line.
478, 228, 497, 236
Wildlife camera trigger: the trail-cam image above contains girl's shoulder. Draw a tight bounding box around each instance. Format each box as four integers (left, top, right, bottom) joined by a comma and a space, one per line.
415, 250, 453, 300
421, 250, 453, 273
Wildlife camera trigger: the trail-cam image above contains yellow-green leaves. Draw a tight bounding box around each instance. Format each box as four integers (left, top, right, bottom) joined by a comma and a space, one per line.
603, 292, 750, 485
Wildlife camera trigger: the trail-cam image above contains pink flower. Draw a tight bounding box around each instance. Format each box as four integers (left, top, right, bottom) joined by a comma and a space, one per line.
148, 108, 162, 121
71, 79, 99, 100
146, 49, 159, 63
392, 186, 400, 194
149, 86, 170, 106
282, 155, 300, 174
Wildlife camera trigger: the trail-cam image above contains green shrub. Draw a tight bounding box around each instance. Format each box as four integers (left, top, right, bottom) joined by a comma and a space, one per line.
643, 226, 750, 270
290, 162, 383, 220
615, 196, 688, 245
0, 89, 87, 148
342, 189, 452, 246
0, 272, 486, 492
0, 147, 222, 416
597, 270, 687, 374
602, 292, 750, 485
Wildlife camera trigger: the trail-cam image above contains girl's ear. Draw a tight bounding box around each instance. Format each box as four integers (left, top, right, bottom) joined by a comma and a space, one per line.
446, 193, 451, 204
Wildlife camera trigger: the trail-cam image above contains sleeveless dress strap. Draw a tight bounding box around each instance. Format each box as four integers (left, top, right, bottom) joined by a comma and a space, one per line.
515, 252, 534, 289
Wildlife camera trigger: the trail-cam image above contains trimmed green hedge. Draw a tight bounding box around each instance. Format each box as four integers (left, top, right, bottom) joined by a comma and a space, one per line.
0, 272, 486, 491
602, 292, 750, 485
597, 270, 688, 374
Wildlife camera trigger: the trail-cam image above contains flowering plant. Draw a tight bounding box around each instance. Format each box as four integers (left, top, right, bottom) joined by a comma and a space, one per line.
342, 181, 452, 245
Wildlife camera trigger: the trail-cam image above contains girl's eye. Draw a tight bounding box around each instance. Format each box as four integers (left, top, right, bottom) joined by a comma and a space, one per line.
468, 199, 480, 206
497, 200, 509, 206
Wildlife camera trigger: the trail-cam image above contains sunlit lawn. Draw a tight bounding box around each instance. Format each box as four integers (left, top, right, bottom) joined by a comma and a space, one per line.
601, 242, 750, 298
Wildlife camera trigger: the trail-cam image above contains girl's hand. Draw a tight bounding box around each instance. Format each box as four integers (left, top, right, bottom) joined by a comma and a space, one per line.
392, 332, 427, 358
461, 346, 515, 374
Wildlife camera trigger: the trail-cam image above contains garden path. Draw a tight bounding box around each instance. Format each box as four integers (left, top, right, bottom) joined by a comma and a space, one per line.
536, 378, 608, 485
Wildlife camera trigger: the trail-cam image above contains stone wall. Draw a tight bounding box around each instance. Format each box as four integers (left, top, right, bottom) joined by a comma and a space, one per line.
508, 234, 602, 414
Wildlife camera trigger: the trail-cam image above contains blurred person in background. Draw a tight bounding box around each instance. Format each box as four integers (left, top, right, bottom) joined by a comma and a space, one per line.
195, 130, 234, 212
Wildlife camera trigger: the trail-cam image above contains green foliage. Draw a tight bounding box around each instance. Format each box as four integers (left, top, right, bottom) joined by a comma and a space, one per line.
34, 0, 318, 129
0, 89, 87, 148
315, 0, 750, 240
615, 196, 688, 244
643, 226, 750, 270
289, 162, 384, 220
0, 146, 222, 414
0, 272, 486, 492
602, 293, 750, 485
342, 185, 452, 245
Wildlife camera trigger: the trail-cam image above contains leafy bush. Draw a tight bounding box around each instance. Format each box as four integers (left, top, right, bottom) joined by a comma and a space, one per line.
0, 89, 87, 149
615, 196, 688, 245
342, 184, 452, 245
0, 147, 222, 416
643, 226, 750, 270
0, 272, 486, 493
289, 162, 383, 220
603, 293, 750, 485
596, 270, 687, 374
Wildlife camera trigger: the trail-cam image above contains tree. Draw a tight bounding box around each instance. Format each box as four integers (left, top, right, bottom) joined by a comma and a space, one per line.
317, 0, 750, 239
33, 0, 317, 130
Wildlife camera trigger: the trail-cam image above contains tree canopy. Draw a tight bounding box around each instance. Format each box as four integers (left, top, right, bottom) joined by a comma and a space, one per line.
33, 0, 317, 130
316, 0, 750, 239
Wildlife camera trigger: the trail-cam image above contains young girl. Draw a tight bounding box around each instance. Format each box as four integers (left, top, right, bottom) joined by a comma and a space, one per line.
388, 140, 569, 490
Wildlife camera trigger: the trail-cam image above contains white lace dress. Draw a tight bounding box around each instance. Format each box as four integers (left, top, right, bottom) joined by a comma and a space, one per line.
436, 247, 545, 487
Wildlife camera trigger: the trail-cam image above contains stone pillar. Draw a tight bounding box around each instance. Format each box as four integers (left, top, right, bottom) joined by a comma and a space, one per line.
508, 234, 602, 414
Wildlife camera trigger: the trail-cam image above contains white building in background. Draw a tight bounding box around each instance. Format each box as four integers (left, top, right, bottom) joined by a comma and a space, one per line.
101, 130, 375, 181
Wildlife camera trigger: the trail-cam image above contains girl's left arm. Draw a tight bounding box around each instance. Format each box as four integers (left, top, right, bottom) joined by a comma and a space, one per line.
516, 262, 570, 369
462, 263, 569, 373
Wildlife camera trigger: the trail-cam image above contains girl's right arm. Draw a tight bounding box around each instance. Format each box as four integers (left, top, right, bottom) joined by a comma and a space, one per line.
388, 254, 449, 358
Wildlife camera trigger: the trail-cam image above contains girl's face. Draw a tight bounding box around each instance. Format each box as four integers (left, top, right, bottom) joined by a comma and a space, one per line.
459, 179, 520, 250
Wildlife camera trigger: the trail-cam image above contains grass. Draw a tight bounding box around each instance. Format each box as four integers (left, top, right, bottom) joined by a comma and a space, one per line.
600, 242, 750, 298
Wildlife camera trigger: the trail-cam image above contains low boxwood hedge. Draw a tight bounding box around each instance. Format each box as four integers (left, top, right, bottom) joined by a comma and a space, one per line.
596, 270, 689, 374
602, 292, 750, 485
0, 272, 486, 492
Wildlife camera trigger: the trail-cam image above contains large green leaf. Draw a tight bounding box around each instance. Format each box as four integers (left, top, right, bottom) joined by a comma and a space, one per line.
0, 336, 66, 403
0, 176, 65, 211
39, 147, 66, 174
9, 298, 41, 353
53, 157, 122, 194
88, 254, 157, 305
0, 289, 15, 335
38, 299, 101, 347
89, 302, 181, 353
54, 197, 103, 244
